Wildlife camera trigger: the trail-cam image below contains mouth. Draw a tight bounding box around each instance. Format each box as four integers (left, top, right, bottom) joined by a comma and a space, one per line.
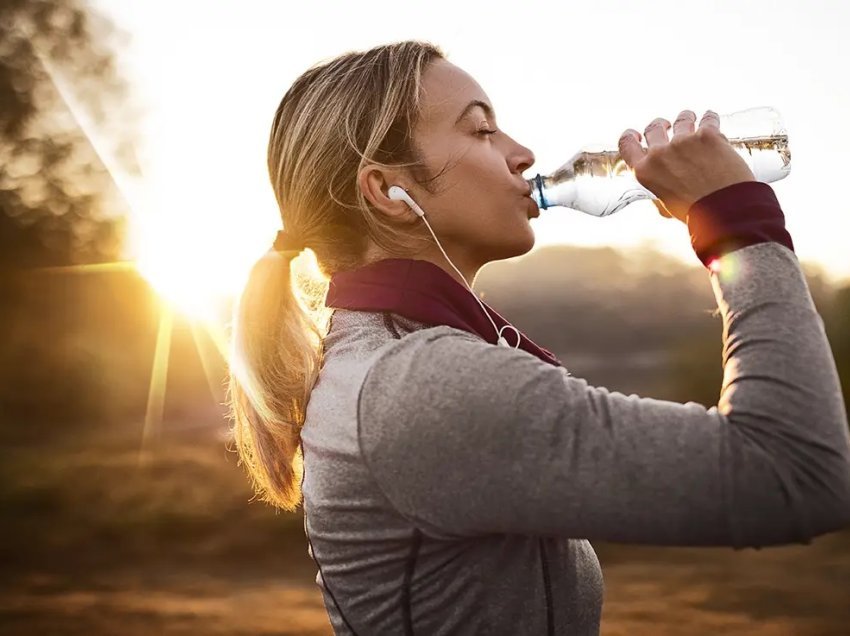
527, 197, 540, 218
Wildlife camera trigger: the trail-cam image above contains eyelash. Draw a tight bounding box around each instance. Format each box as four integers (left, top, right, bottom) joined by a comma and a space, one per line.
477, 128, 498, 136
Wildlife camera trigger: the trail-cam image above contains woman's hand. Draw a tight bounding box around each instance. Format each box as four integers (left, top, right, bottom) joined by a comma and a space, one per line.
618, 110, 756, 223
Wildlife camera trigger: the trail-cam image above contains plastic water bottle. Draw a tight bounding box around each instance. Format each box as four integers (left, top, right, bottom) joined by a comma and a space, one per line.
527, 106, 791, 217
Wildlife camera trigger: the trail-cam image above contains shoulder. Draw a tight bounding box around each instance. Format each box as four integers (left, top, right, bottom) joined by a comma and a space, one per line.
360, 324, 565, 405
356, 324, 570, 454
357, 325, 485, 413
353, 324, 582, 536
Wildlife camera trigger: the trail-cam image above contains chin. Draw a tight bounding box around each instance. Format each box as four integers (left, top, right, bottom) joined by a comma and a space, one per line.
513, 222, 537, 254
512, 235, 536, 258
488, 231, 535, 263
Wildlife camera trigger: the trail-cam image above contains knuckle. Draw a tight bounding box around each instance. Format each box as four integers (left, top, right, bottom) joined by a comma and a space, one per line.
698, 125, 722, 140
697, 126, 729, 146
645, 144, 664, 160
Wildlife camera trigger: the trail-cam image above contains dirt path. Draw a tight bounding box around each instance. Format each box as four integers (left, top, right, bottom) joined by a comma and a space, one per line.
595, 531, 850, 635
3, 530, 848, 635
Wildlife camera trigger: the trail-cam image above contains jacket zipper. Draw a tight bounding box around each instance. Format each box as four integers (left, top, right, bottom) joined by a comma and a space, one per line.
540, 538, 554, 635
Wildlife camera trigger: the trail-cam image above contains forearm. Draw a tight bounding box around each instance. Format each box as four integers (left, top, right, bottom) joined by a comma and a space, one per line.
709, 241, 850, 546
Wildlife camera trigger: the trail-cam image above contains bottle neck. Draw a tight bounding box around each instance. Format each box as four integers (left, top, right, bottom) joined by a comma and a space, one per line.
528, 173, 550, 210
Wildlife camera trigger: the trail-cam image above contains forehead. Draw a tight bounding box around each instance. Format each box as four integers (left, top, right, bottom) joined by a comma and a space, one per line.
417, 59, 491, 130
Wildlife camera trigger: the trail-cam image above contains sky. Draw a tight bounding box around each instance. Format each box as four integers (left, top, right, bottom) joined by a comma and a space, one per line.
94, 0, 850, 298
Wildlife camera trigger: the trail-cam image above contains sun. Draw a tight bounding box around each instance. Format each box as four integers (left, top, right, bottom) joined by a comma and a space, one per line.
126, 175, 280, 322
133, 223, 238, 322
132, 223, 240, 322
135, 253, 228, 320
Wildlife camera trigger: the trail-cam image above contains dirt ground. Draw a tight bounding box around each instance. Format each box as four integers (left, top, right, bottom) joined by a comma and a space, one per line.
2, 530, 848, 635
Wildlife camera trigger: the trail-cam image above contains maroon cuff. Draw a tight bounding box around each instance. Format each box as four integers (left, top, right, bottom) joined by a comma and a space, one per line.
686, 181, 795, 269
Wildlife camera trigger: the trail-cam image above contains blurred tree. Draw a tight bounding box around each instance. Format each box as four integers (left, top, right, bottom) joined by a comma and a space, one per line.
0, 0, 136, 268
483, 247, 847, 416
0, 0, 147, 434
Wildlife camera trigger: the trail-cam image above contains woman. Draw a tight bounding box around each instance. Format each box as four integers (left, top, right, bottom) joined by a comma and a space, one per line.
228, 40, 850, 635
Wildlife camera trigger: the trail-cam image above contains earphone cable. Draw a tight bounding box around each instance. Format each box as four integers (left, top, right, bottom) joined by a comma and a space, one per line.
419, 216, 521, 349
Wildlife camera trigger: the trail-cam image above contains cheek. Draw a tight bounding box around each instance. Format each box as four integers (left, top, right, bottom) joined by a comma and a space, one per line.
425, 145, 519, 230
449, 152, 509, 204
470, 147, 508, 182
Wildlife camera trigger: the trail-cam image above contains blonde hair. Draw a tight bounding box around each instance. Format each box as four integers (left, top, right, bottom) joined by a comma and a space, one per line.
228, 41, 446, 511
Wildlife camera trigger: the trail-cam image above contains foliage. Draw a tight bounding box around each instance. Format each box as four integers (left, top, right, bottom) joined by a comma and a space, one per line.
0, 0, 135, 268
0, 0, 138, 426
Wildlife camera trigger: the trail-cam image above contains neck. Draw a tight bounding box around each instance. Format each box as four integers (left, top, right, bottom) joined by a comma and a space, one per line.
363, 242, 482, 289
324, 251, 564, 368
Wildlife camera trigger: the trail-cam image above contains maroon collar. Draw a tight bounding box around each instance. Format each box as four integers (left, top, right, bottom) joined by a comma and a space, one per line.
325, 258, 562, 367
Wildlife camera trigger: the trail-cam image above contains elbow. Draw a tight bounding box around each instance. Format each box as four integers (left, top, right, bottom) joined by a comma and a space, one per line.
800, 449, 850, 540
730, 421, 850, 548
800, 409, 850, 539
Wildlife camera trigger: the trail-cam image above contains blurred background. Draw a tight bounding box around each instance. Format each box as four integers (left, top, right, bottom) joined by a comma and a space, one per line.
1, 0, 848, 634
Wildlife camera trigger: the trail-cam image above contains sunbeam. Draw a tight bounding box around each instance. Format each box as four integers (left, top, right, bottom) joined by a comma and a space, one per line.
198, 319, 231, 364
139, 303, 174, 467
190, 322, 226, 405
36, 261, 138, 275
31, 43, 143, 214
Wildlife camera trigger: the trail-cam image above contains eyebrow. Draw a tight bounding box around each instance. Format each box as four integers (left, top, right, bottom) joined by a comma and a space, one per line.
454, 99, 496, 126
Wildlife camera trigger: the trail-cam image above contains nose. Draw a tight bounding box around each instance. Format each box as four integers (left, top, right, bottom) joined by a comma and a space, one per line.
510, 141, 535, 175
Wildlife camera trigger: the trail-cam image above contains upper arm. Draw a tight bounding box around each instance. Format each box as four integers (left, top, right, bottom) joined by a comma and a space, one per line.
356, 328, 745, 544
355, 244, 850, 548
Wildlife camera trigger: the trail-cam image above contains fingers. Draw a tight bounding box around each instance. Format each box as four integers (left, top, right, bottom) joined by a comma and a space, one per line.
644, 117, 671, 146
620, 108, 720, 171
672, 110, 696, 137
618, 129, 645, 169
698, 110, 720, 132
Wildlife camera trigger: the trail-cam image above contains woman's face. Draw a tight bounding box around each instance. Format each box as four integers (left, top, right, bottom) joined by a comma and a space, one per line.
402, 59, 538, 275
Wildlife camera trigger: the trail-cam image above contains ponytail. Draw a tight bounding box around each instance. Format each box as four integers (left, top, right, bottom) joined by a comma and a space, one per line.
230, 40, 444, 511
227, 249, 326, 511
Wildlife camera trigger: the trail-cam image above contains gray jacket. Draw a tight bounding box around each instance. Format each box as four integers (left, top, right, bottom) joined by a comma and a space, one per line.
299, 242, 850, 635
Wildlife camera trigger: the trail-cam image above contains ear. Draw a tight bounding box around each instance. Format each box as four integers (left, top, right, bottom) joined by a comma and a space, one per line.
358, 164, 418, 224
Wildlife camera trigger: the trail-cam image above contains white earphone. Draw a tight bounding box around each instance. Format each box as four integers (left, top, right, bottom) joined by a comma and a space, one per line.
387, 185, 426, 218
386, 185, 521, 349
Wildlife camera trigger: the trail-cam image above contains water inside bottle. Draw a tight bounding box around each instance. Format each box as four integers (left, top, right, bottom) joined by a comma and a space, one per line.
573, 134, 790, 181
530, 132, 791, 217
728, 134, 791, 181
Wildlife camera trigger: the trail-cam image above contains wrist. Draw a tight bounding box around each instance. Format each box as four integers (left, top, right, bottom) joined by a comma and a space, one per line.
686, 181, 795, 269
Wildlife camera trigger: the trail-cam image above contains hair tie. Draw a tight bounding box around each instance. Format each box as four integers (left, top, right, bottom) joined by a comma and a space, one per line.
273, 229, 306, 256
